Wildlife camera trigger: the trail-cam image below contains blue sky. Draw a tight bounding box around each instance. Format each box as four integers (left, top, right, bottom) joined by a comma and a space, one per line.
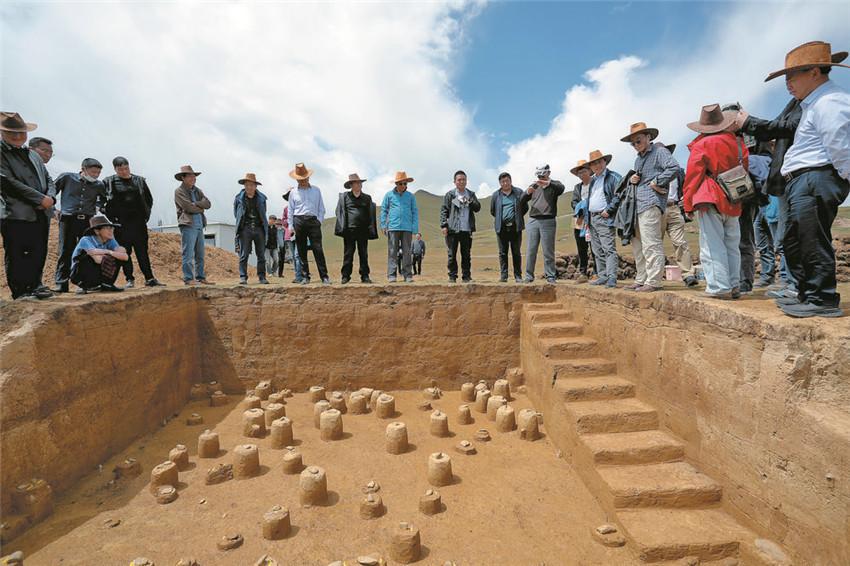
2, 1, 849, 223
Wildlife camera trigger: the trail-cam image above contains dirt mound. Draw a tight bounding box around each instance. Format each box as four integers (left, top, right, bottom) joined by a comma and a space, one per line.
0, 220, 240, 293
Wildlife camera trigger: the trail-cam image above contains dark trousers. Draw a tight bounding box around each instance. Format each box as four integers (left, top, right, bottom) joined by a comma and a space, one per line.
2, 214, 49, 298
445, 231, 472, 279
738, 200, 758, 292
114, 218, 154, 282
341, 229, 370, 279
412, 255, 423, 275
497, 228, 522, 278
293, 216, 328, 280
238, 224, 267, 278
71, 254, 121, 289
55, 215, 91, 284
573, 228, 589, 275
783, 168, 850, 306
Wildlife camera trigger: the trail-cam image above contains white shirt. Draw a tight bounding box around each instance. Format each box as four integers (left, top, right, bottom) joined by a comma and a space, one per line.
588, 170, 608, 213
667, 178, 679, 204
287, 184, 326, 226
781, 80, 850, 180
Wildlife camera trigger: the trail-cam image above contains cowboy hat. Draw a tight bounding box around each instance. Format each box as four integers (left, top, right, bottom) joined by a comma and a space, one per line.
175, 165, 202, 181
392, 171, 414, 184
570, 159, 591, 177
620, 122, 659, 143
587, 150, 613, 166
84, 215, 121, 235
238, 173, 262, 186
765, 41, 850, 82
687, 103, 737, 134
0, 112, 37, 133
344, 173, 367, 189
655, 142, 677, 154
289, 162, 314, 180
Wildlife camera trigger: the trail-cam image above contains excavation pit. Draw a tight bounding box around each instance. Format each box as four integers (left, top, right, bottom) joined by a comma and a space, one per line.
1, 285, 847, 564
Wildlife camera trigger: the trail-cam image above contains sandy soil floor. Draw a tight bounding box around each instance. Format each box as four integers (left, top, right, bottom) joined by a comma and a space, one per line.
10, 390, 644, 565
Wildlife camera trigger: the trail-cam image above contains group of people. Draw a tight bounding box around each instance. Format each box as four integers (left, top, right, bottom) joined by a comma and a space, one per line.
2, 41, 847, 318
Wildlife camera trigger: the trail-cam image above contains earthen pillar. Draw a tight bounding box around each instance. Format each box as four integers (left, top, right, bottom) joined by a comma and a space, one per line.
518, 408, 541, 440
313, 400, 331, 428
320, 408, 344, 441
429, 410, 450, 437
349, 391, 368, 414
386, 422, 409, 455
493, 379, 511, 400
486, 395, 507, 421
460, 382, 476, 402
264, 403, 286, 428
427, 452, 453, 487
474, 389, 491, 414
244, 395, 261, 410
168, 444, 190, 471
262, 505, 291, 540
419, 489, 442, 515
233, 444, 260, 479
376, 394, 396, 418
197, 430, 220, 458
329, 391, 347, 414
390, 522, 421, 564
255, 380, 272, 400
282, 447, 303, 474
456, 404, 473, 425
150, 461, 178, 494
243, 408, 267, 437
309, 385, 326, 402
299, 466, 328, 505
270, 417, 294, 449
496, 405, 516, 432
360, 493, 384, 519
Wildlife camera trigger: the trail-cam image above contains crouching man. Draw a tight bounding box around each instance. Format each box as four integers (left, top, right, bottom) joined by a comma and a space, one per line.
70, 215, 129, 294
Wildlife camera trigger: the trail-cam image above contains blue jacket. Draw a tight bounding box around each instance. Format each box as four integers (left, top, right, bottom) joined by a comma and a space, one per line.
585, 169, 622, 228
233, 189, 268, 238
490, 186, 527, 232
380, 188, 419, 233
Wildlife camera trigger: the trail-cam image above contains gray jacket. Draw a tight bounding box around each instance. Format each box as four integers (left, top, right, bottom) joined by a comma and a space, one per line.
0, 140, 56, 221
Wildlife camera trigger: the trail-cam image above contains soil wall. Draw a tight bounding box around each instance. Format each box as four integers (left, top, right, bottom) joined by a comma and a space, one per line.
553, 287, 850, 566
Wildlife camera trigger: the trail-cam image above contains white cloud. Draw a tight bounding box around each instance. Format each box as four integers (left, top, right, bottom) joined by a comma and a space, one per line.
496, 2, 850, 193
2, 1, 489, 224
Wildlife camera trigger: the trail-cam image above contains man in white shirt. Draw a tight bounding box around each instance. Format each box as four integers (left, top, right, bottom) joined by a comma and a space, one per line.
287, 162, 331, 285
766, 41, 850, 318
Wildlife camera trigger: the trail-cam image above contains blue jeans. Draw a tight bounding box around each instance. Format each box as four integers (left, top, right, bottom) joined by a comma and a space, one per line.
180, 226, 206, 282
286, 240, 301, 279
237, 225, 266, 279
697, 206, 740, 295
783, 168, 849, 306
525, 217, 557, 280
754, 206, 776, 283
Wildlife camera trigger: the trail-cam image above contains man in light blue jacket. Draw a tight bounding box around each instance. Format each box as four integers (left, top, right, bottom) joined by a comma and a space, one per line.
380, 172, 419, 282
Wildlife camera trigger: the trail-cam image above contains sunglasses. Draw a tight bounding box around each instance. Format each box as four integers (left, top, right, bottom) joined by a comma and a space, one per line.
396, 182, 408, 186
629, 137, 646, 146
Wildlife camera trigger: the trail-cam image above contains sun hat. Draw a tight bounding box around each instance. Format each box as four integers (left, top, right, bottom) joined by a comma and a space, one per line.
344, 173, 367, 189
620, 122, 659, 143
238, 173, 262, 186
686, 104, 737, 134
765, 41, 849, 82
0, 111, 37, 133
289, 162, 314, 180
392, 172, 414, 184
587, 150, 613, 166
84, 215, 120, 235
570, 159, 591, 177
174, 165, 202, 181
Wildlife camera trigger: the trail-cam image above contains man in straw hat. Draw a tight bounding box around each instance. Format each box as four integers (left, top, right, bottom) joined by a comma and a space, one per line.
766, 41, 850, 318
380, 172, 419, 282
334, 173, 377, 284
174, 165, 215, 285
287, 162, 331, 284
584, 150, 622, 288
682, 104, 747, 300
520, 164, 565, 283
69, 215, 129, 294
0, 111, 57, 299
622, 122, 680, 292
569, 160, 593, 283
234, 173, 270, 285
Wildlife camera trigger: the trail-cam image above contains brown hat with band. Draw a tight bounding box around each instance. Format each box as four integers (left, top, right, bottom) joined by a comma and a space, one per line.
289, 162, 314, 180
587, 150, 613, 166
238, 173, 262, 186
84, 215, 120, 235
765, 41, 849, 82
0, 111, 37, 133
175, 165, 202, 181
392, 171, 414, 184
620, 122, 659, 143
687, 103, 737, 134
344, 173, 367, 189
570, 159, 591, 177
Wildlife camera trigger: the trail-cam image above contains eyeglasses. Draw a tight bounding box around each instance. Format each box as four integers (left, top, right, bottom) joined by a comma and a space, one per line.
629, 137, 645, 146
396, 182, 408, 186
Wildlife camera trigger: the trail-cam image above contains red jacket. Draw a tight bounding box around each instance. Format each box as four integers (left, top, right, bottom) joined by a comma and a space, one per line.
683, 132, 749, 217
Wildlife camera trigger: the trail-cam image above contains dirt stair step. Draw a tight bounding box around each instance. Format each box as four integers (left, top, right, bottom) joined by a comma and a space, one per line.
566, 397, 658, 434
598, 461, 722, 509
555, 375, 635, 403
616, 507, 752, 562
539, 336, 598, 358
581, 430, 684, 465
532, 321, 585, 339
551, 357, 618, 379
526, 309, 573, 324
522, 302, 564, 312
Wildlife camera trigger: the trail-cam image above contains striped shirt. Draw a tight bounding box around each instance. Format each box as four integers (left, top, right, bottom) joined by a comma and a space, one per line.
632, 144, 679, 214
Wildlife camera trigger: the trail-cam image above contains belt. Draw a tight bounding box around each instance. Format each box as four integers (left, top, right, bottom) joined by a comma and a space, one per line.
783, 164, 834, 183
63, 214, 90, 220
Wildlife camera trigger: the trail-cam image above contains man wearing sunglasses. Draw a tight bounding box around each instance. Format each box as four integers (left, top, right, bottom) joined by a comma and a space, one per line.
380, 172, 419, 282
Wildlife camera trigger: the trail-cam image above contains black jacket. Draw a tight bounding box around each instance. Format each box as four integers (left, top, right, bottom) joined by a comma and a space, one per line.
334, 191, 378, 239
490, 186, 527, 232
741, 97, 801, 197
0, 140, 56, 221
103, 174, 154, 222
440, 189, 481, 233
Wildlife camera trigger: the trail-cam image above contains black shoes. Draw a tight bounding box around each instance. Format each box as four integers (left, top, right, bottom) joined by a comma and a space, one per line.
361, 277, 373, 284
100, 283, 123, 292
259, 278, 270, 284
321, 278, 332, 285
125, 279, 135, 288
341, 277, 351, 284
53, 282, 69, 293
239, 277, 248, 285
145, 278, 166, 287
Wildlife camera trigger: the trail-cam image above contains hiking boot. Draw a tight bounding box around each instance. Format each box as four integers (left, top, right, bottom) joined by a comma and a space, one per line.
781, 302, 844, 318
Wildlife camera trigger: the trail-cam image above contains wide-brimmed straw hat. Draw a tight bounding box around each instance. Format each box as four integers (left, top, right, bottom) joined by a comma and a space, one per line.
570, 159, 591, 177
344, 173, 367, 189
765, 41, 849, 82
392, 171, 414, 184
0, 111, 37, 133
587, 150, 613, 166
84, 215, 120, 235
656, 142, 677, 154
620, 122, 659, 143
238, 173, 262, 186
175, 165, 202, 181
289, 162, 314, 180
687, 104, 737, 134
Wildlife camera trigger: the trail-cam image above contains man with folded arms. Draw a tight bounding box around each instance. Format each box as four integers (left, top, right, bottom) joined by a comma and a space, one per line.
622, 122, 679, 292
765, 41, 850, 318
174, 165, 215, 285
